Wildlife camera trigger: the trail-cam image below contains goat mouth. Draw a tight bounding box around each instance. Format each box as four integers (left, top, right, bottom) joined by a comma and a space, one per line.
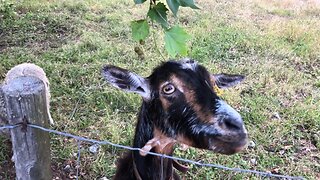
209, 135, 248, 155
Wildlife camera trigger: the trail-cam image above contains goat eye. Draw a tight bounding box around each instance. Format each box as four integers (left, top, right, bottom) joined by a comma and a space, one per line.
162, 84, 175, 94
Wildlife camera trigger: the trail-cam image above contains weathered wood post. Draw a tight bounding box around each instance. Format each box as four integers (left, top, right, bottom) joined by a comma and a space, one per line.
0, 86, 9, 135
1, 76, 52, 180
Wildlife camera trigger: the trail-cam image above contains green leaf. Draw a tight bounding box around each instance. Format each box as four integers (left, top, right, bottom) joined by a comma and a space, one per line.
147, 2, 169, 28
166, 0, 180, 16
131, 19, 150, 41
166, 0, 199, 16
179, 0, 199, 9
134, 0, 147, 4
164, 26, 191, 57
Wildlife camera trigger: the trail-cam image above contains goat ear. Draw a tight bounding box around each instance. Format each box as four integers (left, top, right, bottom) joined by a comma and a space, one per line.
102, 65, 150, 100
212, 73, 245, 89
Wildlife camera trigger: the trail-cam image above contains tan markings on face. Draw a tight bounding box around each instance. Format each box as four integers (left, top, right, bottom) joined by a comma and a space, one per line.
158, 80, 172, 111
158, 75, 185, 111
159, 95, 170, 111
140, 128, 176, 156
176, 135, 194, 147
169, 75, 185, 93
171, 75, 213, 123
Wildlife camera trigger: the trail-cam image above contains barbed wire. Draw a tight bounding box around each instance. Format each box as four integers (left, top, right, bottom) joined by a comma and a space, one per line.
0, 124, 304, 180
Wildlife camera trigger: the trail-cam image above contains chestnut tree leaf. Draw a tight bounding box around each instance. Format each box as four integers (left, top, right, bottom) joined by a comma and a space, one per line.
164, 26, 191, 56
134, 0, 147, 4
147, 2, 169, 28
131, 19, 150, 41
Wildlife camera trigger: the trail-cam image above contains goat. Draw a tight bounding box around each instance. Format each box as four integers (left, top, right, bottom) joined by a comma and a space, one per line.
5, 63, 54, 125
102, 59, 248, 180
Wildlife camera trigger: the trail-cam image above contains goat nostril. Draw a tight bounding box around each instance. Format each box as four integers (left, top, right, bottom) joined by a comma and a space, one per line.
223, 118, 243, 130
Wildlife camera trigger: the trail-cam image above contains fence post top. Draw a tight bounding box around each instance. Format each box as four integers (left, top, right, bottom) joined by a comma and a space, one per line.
2, 76, 45, 96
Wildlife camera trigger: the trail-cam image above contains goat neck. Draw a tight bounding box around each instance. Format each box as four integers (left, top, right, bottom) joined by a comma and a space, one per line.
132, 102, 179, 180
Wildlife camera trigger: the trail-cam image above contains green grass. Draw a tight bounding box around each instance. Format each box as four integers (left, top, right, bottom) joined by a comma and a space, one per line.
1, 0, 319, 179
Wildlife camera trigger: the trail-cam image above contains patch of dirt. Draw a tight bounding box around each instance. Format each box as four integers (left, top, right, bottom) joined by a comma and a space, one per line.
288, 139, 320, 170
292, 59, 320, 77
51, 157, 99, 180
52, 159, 81, 180
295, 139, 318, 156
0, 138, 93, 179
0, 156, 93, 179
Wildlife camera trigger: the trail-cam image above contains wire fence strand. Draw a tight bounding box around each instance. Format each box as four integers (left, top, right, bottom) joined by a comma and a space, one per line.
0, 124, 20, 131
0, 124, 304, 180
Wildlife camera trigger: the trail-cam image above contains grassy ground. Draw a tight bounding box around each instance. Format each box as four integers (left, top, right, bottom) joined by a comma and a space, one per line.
0, 0, 319, 179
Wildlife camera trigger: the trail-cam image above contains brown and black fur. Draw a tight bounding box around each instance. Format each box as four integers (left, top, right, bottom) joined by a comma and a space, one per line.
102, 59, 248, 180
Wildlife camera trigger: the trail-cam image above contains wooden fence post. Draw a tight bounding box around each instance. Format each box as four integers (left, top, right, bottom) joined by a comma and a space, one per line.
0, 85, 6, 119
0, 86, 9, 134
1, 76, 52, 180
